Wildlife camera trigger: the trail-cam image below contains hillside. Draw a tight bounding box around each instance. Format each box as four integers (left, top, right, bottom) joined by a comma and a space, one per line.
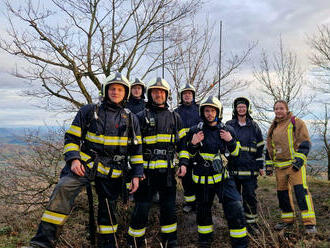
0, 176, 329, 248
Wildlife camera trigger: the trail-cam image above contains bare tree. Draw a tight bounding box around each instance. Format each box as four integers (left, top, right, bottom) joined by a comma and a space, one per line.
0, 128, 64, 212
165, 19, 255, 106
0, 0, 201, 112
308, 25, 330, 95
308, 104, 330, 180
252, 38, 312, 125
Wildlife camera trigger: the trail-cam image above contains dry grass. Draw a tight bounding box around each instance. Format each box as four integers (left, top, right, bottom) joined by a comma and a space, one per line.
0, 176, 329, 248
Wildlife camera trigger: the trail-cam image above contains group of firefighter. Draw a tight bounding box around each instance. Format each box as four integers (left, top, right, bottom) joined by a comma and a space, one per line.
27, 72, 317, 248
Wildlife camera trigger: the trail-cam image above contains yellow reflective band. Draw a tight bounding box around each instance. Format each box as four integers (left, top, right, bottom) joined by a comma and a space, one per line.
80, 151, 91, 161
305, 195, 313, 212
161, 223, 177, 233
198, 225, 213, 234
281, 212, 294, 218
230, 227, 247, 238
294, 152, 307, 162
257, 141, 265, 147
128, 226, 146, 237
246, 219, 258, 224
301, 211, 315, 219
41, 210, 68, 225
136, 136, 142, 144
143, 160, 173, 169
288, 123, 295, 160
256, 157, 264, 161
231, 142, 240, 156
200, 153, 216, 161
184, 195, 196, 202
240, 146, 257, 152
237, 171, 259, 176
98, 224, 118, 234
245, 213, 258, 219
192, 173, 228, 184
130, 155, 143, 164
183, 128, 190, 133
143, 134, 175, 144
126, 182, 131, 189
63, 143, 80, 153
96, 163, 123, 178
273, 160, 294, 168
301, 165, 308, 189
179, 150, 190, 159
66, 125, 82, 138
178, 129, 186, 139
265, 160, 273, 165
85, 132, 128, 146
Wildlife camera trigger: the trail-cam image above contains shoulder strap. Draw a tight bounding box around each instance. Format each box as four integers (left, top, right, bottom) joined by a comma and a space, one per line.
82, 104, 99, 140
291, 116, 296, 133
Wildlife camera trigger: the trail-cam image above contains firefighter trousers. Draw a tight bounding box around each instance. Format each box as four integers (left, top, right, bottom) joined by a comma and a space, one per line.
195, 178, 248, 248
233, 176, 258, 224
182, 166, 196, 206
275, 165, 316, 225
128, 170, 177, 247
30, 172, 122, 248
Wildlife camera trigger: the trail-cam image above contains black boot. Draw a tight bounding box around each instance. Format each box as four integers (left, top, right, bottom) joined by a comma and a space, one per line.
30, 221, 58, 248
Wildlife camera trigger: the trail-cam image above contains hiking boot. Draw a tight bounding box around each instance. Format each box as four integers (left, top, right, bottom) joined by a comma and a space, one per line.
274, 222, 293, 231
305, 225, 317, 234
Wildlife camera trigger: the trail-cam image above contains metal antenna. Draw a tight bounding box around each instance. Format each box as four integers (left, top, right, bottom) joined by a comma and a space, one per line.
218, 21, 222, 100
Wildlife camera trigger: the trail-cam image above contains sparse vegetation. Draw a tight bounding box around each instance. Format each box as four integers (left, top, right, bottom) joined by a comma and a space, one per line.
0, 176, 329, 248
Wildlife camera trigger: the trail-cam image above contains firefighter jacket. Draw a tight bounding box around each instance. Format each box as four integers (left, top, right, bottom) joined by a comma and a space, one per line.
186, 122, 241, 184
175, 102, 201, 133
137, 103, 189, 171
226, 118, 264, 175
63, 100, 144, 179
266, 112, 311, 169
126, 97, 146, 114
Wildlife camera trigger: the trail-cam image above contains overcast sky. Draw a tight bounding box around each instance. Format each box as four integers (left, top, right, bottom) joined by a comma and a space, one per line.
0, 0, 329, 127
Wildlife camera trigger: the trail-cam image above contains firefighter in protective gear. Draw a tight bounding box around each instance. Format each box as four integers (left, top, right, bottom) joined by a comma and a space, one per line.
226, 97, 264, 233
126, 78, 146, 114
29, 72, 144, 248
127, 77, 189, 248
175, 83, 201, 213
266, 100, 317, 233
187, 96, 248, 248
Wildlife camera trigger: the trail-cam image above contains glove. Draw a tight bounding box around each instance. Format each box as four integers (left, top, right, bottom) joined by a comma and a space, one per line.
292, 157, 304, 171
265, 161, 273, 176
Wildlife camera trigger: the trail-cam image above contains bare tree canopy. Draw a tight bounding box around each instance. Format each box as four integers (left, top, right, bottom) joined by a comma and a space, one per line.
309, 25, 330, 95
252, 38, 312, 124
0, 0, 201, 112
165, 20, 255, 105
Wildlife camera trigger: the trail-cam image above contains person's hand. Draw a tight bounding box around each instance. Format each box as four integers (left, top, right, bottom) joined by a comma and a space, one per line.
292, 157, 304, 172
129, 177, 140, 194
220, 130, 232, 142
71, 159, 85, 176
177, 165, 187, 177
265, 165, 273, 176
191, 131, 204, 145
259, 169, 265, 176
